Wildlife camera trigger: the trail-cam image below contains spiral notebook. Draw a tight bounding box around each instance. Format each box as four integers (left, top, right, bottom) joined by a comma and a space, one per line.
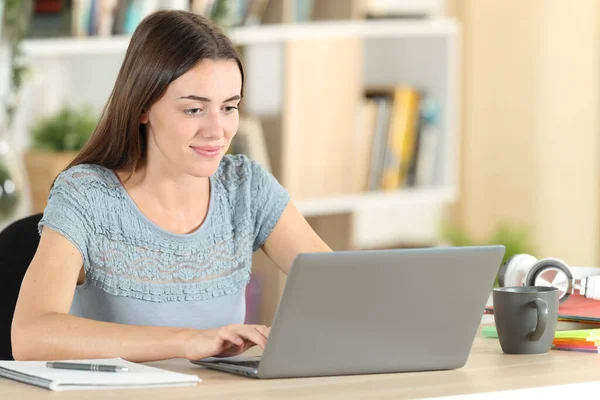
0, 358, 200, 391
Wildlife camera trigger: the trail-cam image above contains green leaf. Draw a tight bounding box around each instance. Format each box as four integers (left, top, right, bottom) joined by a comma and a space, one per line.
439, 219, 536, 287
489, 222, 536, 264
439, 219, 475, 247
31, 106, 97, 152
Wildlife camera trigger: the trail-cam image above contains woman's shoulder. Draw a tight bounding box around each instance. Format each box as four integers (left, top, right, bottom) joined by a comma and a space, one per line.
52, 163, 120, 203
55, 163, 117, 187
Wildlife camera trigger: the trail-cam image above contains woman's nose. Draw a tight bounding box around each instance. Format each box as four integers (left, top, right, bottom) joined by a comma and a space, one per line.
203, 111, 224, 138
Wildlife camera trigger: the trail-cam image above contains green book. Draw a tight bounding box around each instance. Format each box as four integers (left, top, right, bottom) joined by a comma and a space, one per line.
481, 326, 600, 339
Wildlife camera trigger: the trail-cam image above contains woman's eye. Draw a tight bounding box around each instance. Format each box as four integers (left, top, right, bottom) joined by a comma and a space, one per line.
184, 108, 203, 115
223, 106, 239, 114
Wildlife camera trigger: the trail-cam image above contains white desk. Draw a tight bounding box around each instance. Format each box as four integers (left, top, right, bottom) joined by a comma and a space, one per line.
1, 328, 598, 399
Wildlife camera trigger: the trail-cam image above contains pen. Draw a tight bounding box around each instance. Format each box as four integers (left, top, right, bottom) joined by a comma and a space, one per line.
46, 362, 130, 372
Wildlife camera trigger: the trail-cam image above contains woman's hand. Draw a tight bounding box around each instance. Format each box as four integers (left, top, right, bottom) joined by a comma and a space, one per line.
182, 324, 270, 360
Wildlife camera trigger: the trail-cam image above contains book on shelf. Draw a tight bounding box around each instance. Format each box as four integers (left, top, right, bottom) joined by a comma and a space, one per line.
358, 86, 441, 193
27, 0, 72, 38
72, 0, 189, 37
365, 0, 446, 19
29, 0, 276, 39
381, 86, 420, 191
366, 96, 390, 191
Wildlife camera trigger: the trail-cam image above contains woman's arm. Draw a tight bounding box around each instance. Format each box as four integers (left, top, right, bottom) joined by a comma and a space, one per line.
261, 201, 332, 275
12, 228, 268, 362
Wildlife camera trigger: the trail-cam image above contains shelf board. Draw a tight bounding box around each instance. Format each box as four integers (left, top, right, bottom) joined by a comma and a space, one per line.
21, 18, 459, 57
296, 187, 455, 217
230, 18, 458, 44
21, 35, 131, 57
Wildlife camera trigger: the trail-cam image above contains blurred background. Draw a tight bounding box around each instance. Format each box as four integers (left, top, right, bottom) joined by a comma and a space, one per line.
1, 0, 598, 324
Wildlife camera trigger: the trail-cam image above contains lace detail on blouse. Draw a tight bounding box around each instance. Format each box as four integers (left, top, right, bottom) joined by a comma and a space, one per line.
39, 155, 290, 303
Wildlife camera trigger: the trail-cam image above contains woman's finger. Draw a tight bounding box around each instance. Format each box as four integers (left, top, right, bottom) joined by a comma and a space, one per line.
236, 327, 268, 349
253, 325, 270, 339
217, 329, 244, 346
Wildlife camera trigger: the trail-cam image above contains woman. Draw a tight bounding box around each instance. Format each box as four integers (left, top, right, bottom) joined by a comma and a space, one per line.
11, 10, 330, 362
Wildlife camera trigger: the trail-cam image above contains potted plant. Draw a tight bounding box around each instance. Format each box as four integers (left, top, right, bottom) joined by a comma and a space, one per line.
24, 105, 97, 213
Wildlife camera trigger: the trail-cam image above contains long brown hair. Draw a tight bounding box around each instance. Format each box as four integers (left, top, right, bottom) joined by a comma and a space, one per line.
65, 10, 245, 178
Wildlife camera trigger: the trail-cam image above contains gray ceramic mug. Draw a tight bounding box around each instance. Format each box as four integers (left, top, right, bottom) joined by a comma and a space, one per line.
492, 286, 559, 354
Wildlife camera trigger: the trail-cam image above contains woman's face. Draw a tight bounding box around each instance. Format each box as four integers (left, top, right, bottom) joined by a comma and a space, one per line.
141, 59, 242, 178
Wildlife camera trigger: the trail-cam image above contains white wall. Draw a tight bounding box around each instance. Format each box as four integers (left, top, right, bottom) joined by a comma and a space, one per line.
454, 0, 600, 266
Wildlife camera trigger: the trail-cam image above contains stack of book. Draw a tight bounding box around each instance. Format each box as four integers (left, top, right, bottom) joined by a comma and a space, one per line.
484, 293, 600, 353
553, 329, 600, 353
481, 326, 600, 354
554, 293, 600, 325
484, 293, 600, 331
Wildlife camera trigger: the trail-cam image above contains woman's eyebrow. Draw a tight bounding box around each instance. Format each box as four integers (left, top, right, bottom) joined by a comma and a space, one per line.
177, 95, 241, 102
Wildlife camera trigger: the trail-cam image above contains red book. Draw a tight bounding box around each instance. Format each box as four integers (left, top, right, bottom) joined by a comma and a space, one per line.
34, 0, 63, 13
486, 293, 600, 323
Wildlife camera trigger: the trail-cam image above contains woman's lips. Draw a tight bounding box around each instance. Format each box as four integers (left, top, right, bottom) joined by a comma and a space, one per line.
190, 146, 222, 158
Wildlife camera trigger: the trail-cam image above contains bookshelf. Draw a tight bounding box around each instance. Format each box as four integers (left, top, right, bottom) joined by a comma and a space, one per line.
17, 18, 460, 245
14, 17, 461, 324
20, 18, 456, 53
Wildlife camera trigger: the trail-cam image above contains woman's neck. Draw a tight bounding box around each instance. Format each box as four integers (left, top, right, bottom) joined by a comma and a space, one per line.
116, 162, 211, 234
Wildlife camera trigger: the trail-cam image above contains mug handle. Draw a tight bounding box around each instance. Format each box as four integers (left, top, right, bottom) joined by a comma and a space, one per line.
528, 298, 548, 341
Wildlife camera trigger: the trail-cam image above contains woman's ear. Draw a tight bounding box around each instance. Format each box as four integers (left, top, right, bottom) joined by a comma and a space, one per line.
139, 108, 149, 124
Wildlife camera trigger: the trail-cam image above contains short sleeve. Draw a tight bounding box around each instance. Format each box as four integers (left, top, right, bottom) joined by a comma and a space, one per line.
250, 160, 290, 251
38, 171, 92, 269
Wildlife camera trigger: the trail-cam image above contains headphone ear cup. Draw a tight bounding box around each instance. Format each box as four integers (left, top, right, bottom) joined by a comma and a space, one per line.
525, 258, 572, 286
497, 256, 515, 287
498, 254, 538, 287
525, 258, 573, 302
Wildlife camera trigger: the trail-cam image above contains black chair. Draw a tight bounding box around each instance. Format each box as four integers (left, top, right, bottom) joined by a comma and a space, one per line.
0, 213, 42, 360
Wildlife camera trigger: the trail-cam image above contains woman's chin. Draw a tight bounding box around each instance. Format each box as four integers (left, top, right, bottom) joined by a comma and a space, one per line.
187, 160, 221, 178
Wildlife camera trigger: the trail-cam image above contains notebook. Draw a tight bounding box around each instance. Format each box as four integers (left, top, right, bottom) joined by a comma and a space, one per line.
555, 294, 600, 322
0, 357, 200, 391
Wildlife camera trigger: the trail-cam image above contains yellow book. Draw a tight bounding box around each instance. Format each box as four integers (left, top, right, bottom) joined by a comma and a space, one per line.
381, 87, 420, 190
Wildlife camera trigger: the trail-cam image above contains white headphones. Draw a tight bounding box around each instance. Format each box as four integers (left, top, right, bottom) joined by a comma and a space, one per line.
498, 254, 600, 303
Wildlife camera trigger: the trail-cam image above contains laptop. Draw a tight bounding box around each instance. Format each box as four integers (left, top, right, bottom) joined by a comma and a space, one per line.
192, 245, 505, 379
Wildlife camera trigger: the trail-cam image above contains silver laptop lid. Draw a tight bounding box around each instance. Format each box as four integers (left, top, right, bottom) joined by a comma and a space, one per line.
257, 245, 505, 378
